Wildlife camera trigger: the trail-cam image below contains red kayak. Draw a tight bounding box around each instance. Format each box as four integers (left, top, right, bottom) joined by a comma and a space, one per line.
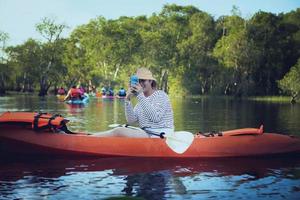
1, 112, 300, 158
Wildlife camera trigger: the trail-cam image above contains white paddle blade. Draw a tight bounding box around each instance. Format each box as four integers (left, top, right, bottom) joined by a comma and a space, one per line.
108, 124, 121, 128
166, 131, 194, 154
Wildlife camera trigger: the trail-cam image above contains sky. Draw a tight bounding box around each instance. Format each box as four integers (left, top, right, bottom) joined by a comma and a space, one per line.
1, 0, 300, 46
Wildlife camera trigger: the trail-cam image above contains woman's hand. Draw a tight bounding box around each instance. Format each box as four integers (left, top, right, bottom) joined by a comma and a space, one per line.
125, 87, 134, 101
132, 83, 143, 95
126, 83, 143, 101
126, 83, 135, 101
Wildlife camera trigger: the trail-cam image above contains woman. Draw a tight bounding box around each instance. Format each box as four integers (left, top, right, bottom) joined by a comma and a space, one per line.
96, 68, 174, 138
64, 85, 82, 101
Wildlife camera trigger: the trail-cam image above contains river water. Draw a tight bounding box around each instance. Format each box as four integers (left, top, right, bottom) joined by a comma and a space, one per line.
0, 94, 300, 199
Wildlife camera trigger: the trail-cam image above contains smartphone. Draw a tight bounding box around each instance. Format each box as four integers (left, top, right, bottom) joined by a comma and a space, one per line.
130, 75, 139, 86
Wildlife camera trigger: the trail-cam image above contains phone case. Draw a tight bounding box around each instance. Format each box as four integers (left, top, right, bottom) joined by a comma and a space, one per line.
130, 75, 139, 86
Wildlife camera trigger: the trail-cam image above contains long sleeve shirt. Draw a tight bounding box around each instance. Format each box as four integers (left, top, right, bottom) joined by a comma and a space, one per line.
125, 90, 174, 129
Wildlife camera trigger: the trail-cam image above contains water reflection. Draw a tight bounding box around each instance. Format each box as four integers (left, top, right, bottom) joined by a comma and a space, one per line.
122, 171, 171, 199
1, 157, 300, 199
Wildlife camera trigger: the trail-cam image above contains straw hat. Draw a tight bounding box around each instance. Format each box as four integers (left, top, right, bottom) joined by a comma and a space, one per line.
136, 68, 156, 81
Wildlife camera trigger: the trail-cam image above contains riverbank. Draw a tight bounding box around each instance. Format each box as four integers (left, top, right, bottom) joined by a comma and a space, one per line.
2, 91, 298, 104
170, 94, 297, 103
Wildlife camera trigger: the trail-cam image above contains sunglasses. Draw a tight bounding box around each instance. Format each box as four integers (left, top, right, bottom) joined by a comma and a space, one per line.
139, 79, 147, 83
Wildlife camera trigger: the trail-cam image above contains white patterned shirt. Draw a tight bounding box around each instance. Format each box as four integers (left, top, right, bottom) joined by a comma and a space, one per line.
125, 90, 174, 129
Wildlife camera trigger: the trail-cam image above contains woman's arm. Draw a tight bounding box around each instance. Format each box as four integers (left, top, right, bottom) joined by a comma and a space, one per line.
125, 100, 138, 124
137, 92, 169, 123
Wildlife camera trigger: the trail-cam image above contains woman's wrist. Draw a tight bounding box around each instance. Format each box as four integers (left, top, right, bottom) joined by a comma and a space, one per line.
125, 94, 131, 101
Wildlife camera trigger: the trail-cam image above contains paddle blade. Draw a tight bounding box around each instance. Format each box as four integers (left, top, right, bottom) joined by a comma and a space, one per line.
166, 131, 194, 154
108, 124, 121, 128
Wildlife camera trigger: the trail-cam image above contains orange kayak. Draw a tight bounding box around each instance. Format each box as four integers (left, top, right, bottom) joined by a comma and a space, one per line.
0, 112, 300, 158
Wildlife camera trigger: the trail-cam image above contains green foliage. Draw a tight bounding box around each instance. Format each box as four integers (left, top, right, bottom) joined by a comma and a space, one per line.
36, 17, 69, 42
178, 11, 217, 94
6, 39, 42, 91
247, 11, 292, 95
0, 30, 10, 94
213, 13, 260, 96
35, 17, 68, 95
278, 59, 300, 102
2, 5, 300, 97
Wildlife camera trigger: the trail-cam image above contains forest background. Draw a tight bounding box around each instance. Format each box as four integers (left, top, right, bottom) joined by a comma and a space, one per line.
0, 4, 300, 102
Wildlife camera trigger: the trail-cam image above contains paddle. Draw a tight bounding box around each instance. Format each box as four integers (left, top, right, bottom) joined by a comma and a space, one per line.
108, 124, 194, 154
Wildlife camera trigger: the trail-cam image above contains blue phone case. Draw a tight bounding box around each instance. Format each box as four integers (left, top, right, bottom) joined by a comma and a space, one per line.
130, 75, 139, 86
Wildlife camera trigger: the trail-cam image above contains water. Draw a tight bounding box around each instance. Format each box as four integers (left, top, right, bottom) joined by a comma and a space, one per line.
0, 94, 300, 200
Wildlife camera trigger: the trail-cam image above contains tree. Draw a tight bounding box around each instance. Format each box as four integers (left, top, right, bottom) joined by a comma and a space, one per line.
178, 11, 217, 94
3, 4, 300, 97
136, 4, 200, 93
213, 11, 260, 96
278, 59, 300, 103
279, 8, 300, 69
247, 12, 286, 95
5, 39, 42, 92
35, 17, 68, 96
0, 31, 10, 94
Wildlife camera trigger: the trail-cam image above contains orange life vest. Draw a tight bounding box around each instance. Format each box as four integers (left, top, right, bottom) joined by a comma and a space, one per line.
70, 88, 81, 98
0, 111, 70, 132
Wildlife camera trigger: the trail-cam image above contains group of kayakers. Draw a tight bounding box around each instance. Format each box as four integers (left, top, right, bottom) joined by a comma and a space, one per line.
100, 87, 127, 98
58, 85, 127, 100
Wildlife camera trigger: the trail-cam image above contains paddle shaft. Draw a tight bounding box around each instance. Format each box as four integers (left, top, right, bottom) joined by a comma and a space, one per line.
110, 123, 192, 144
124, 124, 165, 138
142, 127, 193, 144
108, 123, 194, 154
143, 129, 165, 139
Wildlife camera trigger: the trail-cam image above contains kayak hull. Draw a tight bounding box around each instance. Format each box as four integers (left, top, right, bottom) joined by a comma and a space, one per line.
101, 95, 115, 99
56, 95, 66, 101
66, 95, 89, 104
1, 126, 300, 158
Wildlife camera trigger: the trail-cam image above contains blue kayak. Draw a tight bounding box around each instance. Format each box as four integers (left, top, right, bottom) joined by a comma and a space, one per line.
66, 94, 89, 104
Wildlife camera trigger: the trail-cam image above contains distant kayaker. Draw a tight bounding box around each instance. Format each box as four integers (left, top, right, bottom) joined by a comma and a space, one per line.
117, 87, 126, 97
96, 68, 174, 137
57, 87, 66, 95
78, 86, 85, 95
101, 86, 106, 95
107, 87, 114, 96
64, 85, 82, 101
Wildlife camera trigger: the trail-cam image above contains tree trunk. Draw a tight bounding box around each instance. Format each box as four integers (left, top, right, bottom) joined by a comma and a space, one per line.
113, 65, 120, 80
38, 89, 47, 96
201, 80, 207, 94
160, 69, 169, 93
38, 61, 52, 96
21, 72, 26, 92
291, 93, 298, 104
38, 76, 49, 96
224, 83, 230, 95
54, 85, 58, 95
0, 75, 5, 95
0, 86, 5, 95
